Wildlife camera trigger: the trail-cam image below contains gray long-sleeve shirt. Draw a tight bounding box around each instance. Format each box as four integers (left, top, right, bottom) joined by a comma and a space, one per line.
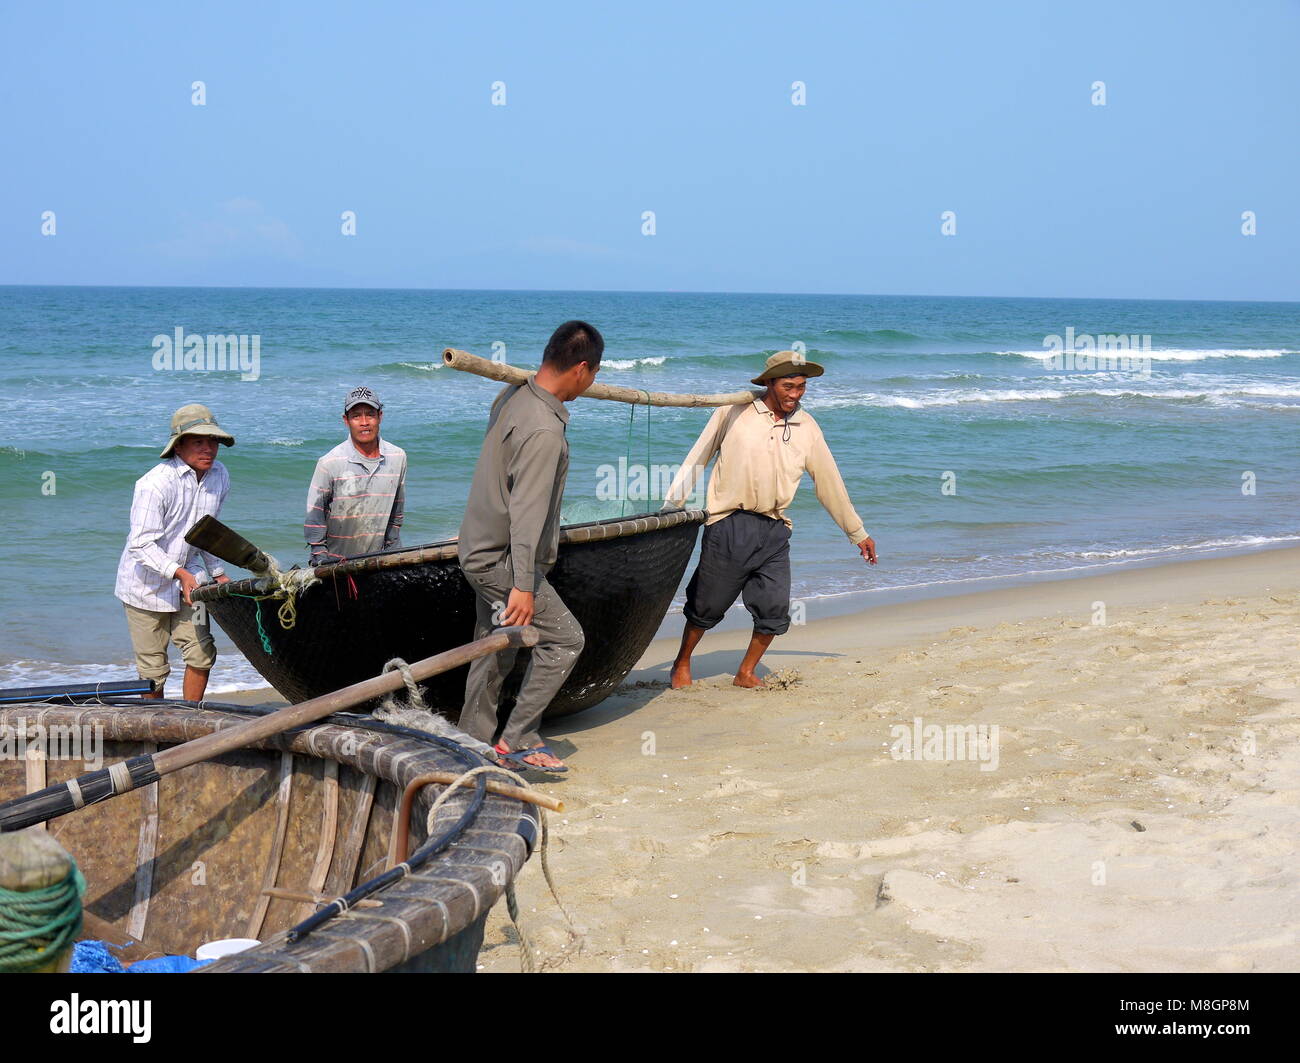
457, 378, 569, 592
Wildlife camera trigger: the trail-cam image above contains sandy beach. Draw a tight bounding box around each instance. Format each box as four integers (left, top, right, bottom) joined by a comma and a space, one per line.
222, 547, 1299, 972
468, 546, 1299, 972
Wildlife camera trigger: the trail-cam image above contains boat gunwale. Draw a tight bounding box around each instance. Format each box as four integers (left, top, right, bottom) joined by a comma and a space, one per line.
192, 507, 706, 601
0, 702, 538, 973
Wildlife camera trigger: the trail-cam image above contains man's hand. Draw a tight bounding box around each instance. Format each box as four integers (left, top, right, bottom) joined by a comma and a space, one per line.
501, 588, 535, 627
215, 574, 231, 585
859, 537, 877, 565
177, 568, 199, 604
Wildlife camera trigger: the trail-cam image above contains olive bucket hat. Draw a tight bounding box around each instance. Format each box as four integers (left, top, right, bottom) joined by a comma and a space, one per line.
160, 403, 236, 458
750, 350, 826, 386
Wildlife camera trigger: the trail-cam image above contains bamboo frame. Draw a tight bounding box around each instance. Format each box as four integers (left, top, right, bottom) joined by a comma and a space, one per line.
193, 509, 705, 597
247, 752, 294, 939
0, 703, 542, 974
297, 760, 339, 923
125, 742, 159, 942
442, 347, 760, 408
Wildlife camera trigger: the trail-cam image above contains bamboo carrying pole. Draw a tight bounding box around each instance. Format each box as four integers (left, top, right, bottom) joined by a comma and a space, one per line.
0, 627, 540, 833
443, 347, 760, 408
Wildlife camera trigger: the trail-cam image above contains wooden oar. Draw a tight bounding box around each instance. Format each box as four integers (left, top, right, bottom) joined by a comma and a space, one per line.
0, 627, 539, 834
185, 514, 276, 576
443, 347, 761, 408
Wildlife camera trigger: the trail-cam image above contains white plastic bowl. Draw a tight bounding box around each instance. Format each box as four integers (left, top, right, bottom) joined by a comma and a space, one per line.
195, 938, 261, 961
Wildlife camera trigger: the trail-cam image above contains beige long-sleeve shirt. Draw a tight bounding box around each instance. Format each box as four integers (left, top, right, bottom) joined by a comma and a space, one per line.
663, 399, 868, 544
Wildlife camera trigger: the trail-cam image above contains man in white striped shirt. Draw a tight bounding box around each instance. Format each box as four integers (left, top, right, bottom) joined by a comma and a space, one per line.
114, 404, 235, 700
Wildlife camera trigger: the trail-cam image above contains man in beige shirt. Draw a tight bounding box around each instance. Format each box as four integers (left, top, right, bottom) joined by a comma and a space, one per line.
662, 351, 877, 688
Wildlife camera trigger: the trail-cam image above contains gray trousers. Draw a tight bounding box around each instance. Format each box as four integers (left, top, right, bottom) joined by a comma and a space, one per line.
457, 562, 585, 750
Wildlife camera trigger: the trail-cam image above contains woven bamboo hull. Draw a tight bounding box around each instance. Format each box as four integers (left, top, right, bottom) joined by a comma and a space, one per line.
0, 703, 538, 973
193, 509, 705, 718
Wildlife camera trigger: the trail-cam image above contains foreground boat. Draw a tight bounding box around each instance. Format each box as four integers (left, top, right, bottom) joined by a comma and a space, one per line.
193, 508, 706, 717
0, 701, 539, 972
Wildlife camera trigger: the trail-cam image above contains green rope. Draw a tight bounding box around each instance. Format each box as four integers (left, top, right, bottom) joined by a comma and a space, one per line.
0, 864, 86, 972
230, 593, 275, 655
620, 391, 654, 517
644, 392, 652, 502
621, 404, 636, 517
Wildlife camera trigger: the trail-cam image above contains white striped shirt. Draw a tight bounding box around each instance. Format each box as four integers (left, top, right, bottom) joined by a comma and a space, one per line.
114, 456, 230, 612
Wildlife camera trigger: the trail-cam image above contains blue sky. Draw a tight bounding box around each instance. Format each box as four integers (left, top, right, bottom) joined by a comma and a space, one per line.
3, 0, 1297, 300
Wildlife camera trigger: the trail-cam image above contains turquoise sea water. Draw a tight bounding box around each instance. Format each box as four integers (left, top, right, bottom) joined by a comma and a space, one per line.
1, 286, 1297, 694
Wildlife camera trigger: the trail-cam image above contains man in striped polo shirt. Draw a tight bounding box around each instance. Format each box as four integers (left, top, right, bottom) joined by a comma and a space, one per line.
305, 386, 408, 564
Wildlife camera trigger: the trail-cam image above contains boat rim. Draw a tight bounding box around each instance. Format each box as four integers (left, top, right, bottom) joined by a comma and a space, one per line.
194, 507, 706, 601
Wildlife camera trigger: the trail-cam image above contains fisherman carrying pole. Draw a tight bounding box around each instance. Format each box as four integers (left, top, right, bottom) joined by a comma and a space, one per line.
662, 351, 877, 688
455, 321, 604, 773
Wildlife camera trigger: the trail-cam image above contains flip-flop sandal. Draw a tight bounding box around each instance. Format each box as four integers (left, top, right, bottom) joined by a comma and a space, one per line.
494, 744, 568, 774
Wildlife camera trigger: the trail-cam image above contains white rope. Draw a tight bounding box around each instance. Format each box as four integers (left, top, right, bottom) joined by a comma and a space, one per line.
422, 764, 581, 973
107, 761, 134, 794
375, 658, 496, 758
373, 659, 580, 970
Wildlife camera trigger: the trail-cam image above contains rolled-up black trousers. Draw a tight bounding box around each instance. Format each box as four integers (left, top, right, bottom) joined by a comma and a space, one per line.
683, 510, 792, 636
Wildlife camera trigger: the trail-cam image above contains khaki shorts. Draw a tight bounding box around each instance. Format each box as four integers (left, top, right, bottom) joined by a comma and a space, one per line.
123, 602, 217, 681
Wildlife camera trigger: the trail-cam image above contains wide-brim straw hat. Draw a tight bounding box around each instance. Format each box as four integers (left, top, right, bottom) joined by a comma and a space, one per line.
751, 350, 826, 386
160, 403, 235, 458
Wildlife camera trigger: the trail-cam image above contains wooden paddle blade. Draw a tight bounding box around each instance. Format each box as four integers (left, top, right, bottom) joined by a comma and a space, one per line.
185, 514, 275, 575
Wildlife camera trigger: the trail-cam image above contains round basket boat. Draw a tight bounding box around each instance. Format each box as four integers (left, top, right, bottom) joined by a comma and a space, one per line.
193, 508, 705, 718
0, 702, 539, 973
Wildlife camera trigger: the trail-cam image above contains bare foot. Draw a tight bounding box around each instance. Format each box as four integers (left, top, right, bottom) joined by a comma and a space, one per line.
733, 672, 766, 688
670, 661, 693, 688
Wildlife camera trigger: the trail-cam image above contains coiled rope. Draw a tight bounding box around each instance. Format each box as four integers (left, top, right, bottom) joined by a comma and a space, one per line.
424, 765, 581, 973
228, 566, 321, 654
377, 659, 581, 973
0, 863, 86, 973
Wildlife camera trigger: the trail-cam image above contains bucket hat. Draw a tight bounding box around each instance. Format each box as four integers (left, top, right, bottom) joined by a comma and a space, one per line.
750, 350, 825, 386
160, 403, 235, 458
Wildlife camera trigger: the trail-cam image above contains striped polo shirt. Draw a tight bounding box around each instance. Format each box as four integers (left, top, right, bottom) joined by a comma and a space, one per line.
304, 438, 407, 562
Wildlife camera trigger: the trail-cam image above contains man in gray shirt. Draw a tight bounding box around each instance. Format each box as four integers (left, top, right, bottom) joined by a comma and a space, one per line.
457, 321, 603, 773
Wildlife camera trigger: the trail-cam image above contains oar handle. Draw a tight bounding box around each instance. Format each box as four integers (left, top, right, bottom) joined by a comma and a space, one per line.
155, 626, 538, 775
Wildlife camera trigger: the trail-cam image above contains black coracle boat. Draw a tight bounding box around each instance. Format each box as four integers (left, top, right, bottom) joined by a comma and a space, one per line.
192, 509, 705, 719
